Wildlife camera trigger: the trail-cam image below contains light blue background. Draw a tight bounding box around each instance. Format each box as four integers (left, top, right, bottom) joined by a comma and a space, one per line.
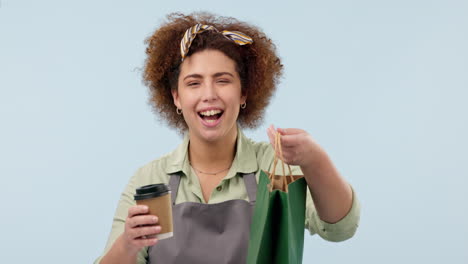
1, 0, 467, 263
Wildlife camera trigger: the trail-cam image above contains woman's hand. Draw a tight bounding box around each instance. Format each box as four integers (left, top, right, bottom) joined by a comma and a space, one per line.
100, 205, 160, 264
267, 124, 354, 224
266, 125, 327, 169
122, 205, 161, 255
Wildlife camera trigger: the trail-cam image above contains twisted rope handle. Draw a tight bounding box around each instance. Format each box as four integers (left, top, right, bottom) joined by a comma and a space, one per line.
269, 132, 295, 191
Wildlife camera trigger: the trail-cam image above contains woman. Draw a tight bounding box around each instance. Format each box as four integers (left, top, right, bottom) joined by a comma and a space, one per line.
96, 12, 360, 264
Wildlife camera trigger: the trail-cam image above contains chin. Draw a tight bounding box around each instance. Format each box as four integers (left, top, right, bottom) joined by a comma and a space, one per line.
189, 118, 237, 143
199, 130, 224, 143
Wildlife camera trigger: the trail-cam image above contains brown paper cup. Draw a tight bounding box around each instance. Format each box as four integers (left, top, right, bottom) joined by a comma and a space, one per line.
135, 184, 173, 240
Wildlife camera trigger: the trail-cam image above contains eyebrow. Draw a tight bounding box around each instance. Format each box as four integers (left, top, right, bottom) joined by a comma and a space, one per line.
183, 72, 234, 81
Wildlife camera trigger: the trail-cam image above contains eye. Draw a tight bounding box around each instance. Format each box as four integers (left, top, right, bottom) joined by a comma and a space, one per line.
217, 79, 231, 84
187, 82, 200, 87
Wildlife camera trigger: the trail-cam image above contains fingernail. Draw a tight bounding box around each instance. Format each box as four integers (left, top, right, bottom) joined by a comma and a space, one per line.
153, 216, 158, 223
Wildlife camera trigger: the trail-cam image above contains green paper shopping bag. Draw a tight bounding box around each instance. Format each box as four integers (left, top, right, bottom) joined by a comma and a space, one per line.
247, 133, 307, 264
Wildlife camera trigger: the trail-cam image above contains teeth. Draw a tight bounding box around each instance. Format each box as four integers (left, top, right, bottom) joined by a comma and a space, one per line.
199, 109, 222, 116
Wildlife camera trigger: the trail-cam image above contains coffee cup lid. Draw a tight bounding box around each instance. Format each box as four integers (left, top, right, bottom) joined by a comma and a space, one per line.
134, 184, 170, 200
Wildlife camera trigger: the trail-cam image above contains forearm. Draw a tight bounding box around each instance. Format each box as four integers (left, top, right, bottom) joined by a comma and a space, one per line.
300, 152, 353, 224
100, 235, 139, 264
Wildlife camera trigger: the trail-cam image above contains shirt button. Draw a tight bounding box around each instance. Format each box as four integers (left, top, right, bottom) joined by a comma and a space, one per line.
216, 186, 222, 191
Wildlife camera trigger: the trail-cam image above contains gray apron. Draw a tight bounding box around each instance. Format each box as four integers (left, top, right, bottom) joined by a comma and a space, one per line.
148, 172, 257, 264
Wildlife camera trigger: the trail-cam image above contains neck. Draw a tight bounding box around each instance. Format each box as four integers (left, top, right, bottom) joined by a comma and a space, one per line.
188, 127, 238, 173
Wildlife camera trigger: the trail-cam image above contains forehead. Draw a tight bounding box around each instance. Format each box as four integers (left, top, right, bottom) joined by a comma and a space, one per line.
179, 49, 238, 77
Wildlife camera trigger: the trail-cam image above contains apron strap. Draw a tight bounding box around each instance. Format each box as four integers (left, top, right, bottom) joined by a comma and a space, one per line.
168, 172, 257, 204
242, 172, 257, 203
168, 173, 181, 205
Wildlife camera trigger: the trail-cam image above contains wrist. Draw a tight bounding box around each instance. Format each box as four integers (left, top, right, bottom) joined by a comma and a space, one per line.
100, 235, 138, 264
300, 142, 329, 170
300, 149, 333, 178
116, 235, 139, 260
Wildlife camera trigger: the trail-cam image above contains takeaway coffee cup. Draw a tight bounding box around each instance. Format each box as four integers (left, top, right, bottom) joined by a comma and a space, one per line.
134, 184, 173, 240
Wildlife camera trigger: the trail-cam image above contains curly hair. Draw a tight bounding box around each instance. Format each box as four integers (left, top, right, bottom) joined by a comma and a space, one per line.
143, 12, 283, 132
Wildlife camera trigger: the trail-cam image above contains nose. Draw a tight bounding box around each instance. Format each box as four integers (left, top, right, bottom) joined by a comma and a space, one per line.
201, 81, 218, 102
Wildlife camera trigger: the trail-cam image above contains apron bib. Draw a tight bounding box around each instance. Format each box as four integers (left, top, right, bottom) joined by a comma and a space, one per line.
148, 172, 257, 264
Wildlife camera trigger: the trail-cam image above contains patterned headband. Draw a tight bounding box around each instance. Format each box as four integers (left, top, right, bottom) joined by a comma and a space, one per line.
180, 23, 253, 61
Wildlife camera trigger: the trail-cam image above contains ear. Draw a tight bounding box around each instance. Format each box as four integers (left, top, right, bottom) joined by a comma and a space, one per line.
241, 94, 247, 105
171, 89, 182, 109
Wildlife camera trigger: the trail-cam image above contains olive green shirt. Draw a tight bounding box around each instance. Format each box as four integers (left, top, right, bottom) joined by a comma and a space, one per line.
95, 128, 360, 263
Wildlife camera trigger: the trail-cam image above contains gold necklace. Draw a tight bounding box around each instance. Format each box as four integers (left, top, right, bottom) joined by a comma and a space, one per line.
190, 164, 231, 175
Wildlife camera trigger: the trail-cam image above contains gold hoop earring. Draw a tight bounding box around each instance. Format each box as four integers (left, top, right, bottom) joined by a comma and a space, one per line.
240, 102, 247, 109
176, 108, 182, 115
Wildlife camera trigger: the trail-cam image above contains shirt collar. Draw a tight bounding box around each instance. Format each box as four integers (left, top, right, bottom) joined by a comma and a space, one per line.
164, 126, 258, 175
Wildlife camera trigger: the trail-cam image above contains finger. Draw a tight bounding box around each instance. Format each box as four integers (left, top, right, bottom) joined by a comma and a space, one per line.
128, 205, 149, 218
133, 237, 159, 248
266, 126, 275, 146
279, 135, 297, 148
277, 127, 305, 135
131, 225, 162, 240
128, 215, 159, 228
280, 133, 308, 148
281, 150, 295, 162
268, 124, 277, 136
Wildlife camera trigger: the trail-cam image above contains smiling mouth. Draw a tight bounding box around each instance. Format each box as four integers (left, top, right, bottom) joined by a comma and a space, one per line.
198, 109, 224, 123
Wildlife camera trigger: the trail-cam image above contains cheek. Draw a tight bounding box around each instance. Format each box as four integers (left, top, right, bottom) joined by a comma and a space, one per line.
178, 92, 196, 108
223, 87, 243, 103
225, 96, 242, 108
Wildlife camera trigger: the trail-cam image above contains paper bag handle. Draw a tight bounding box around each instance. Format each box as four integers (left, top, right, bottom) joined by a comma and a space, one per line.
269, 132, 295, 191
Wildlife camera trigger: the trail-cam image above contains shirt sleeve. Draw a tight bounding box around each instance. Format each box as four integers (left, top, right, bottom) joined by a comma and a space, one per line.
304, 185, 360, 242
94, 168, 149, 264
262, 144, 360, 242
